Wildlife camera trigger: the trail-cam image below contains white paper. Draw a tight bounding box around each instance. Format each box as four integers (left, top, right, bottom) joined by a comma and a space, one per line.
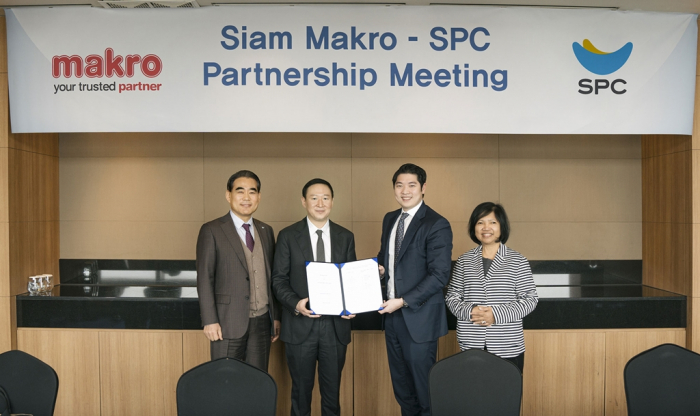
306, 262, 344, 315
339, 259, 384, 314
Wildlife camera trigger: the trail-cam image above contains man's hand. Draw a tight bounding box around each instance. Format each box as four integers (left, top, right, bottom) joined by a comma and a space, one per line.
271, 320, 281, 342
378, 298, 404, 314
470, 305, 495, 326
203, 323, 223, 341
378, 265, 385, 276
341, 313, 356, 320
296, 298, 321, 318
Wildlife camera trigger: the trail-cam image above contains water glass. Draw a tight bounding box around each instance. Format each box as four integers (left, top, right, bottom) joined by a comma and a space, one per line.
27, 276, 40, 295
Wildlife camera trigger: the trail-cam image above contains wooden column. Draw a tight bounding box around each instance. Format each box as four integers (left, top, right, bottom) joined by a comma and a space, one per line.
641, 22, 700, 351
0, 14, 60, 353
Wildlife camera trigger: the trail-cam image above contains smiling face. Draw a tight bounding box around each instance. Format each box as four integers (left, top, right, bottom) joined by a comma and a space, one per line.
302, 183, 334, 227
393, 173, 425, 211
226, 177, 260, 222
474, 212, 501, 246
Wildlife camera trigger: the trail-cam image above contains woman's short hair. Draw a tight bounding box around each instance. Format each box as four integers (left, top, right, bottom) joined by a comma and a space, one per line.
468, 202, 510, 245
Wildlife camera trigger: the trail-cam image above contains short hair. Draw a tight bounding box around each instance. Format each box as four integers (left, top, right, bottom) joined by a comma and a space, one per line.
302, 178, 334, 198
468, 202, 511, 245
227, 170, 261, 192
392, 163, 427, 187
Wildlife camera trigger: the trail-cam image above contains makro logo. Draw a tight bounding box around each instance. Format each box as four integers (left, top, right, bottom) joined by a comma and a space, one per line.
51, 48, 163, 95
573, 39, 633, 95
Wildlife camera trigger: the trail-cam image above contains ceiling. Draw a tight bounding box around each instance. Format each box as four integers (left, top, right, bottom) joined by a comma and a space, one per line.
0, 0, 699, 14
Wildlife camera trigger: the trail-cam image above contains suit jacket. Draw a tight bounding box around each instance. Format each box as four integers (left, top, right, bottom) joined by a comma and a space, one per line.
377, 203, 453, 343
272, 218, 357, 346
196, 213, 280, 340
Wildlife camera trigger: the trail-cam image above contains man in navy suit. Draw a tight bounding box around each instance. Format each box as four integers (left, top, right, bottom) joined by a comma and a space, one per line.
378, 163, 453, 416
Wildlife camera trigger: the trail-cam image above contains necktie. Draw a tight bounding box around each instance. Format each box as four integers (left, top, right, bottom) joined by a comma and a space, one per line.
316, 230, 325, 262
242, 223, 254, 252
394, 212, 409, 270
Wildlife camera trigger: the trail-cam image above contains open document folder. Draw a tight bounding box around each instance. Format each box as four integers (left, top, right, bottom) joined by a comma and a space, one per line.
305, 258, 384, 316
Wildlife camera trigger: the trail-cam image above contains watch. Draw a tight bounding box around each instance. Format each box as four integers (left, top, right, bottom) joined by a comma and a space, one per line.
402, 299, 408, 308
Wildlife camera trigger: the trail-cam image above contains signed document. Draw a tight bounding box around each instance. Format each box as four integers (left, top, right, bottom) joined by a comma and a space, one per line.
306, 258, 383, 316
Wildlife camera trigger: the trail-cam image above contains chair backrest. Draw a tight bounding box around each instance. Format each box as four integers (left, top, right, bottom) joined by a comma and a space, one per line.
0, 350, 59, 416
625, 343, 700, 416
429, 349, 522, 416
177, 358, 277, 416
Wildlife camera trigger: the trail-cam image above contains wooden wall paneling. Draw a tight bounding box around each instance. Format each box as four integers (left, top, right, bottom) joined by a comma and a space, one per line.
8, 147, 33, 222
0, 148, 7, 223
510, 221, 641, 261
693, 151, 700, 230
689, 297, 700, 352
60, 157, 204, 222
351, 133, 498, 158
501, 135, 641, 160
522, 330, 605, 416
0, 16, 6, 75
500, 158, 641, 223
604, 329, 686, 416
99, 331, 182, 416
642, 222, 692, 296
60, 220, 202, 260
269, 340, 293, 416
182, 330, 210, 373
9, 133, 59, 157
204, 133, 351, 158
642, 135, 691, 159
641, 149, 692, 224
0, 74, 7, 148
59, 133, 204, 158
437, 330, 459, 360
694, 223, 700, 299
0, 221, 8, 296
353, 331, 401, 416
694, 76, 700, 149
0, 296, 11, 352
18, 329, 101, 416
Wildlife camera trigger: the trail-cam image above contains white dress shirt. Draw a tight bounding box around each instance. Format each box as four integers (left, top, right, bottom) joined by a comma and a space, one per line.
307, 218, 331, 262
230, 211, 255, 242
387, 201, 423, 299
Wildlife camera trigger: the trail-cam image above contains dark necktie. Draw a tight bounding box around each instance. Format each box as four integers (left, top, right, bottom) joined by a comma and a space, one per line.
394, 212, 409, 270
316, 230, 325, 262
242, 223, 254, 252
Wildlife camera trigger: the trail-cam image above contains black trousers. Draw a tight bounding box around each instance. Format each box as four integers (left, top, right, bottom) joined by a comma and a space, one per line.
484, 345, 525, 373
385, 309, 438, 416
210, 314, 271, 371
285, 317, 347, 416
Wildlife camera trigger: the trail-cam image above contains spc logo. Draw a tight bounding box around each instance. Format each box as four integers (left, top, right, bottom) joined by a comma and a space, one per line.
573, 39, 633, 95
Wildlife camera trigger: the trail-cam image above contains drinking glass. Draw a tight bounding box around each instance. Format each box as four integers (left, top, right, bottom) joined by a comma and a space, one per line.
45, 274, 54, 292
27, 276, 40, 295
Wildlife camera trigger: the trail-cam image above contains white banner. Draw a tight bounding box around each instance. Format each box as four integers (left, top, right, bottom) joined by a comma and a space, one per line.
5, 6, 698, 134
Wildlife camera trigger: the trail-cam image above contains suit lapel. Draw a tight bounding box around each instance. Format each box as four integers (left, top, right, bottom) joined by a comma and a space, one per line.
383, 210, 401, 266
220, 214, 248, 273
329, 221, 343, 264
396, 203, 427, 265
474, 245, 486, 280
294, 218, 315, 262
485, 244, 507, 280
253, 219, 270, 277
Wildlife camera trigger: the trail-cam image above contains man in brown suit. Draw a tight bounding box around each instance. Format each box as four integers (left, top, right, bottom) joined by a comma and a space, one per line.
196, 170, 281, 371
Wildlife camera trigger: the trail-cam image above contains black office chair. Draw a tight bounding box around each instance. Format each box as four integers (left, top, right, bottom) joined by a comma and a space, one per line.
177, 358, 277, 416
0, 350, 59, 416
624, 343, 700, 416
429, 349, 522, 416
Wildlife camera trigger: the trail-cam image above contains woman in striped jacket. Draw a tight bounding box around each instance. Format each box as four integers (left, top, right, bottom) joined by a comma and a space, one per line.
445, 202, 538, 372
